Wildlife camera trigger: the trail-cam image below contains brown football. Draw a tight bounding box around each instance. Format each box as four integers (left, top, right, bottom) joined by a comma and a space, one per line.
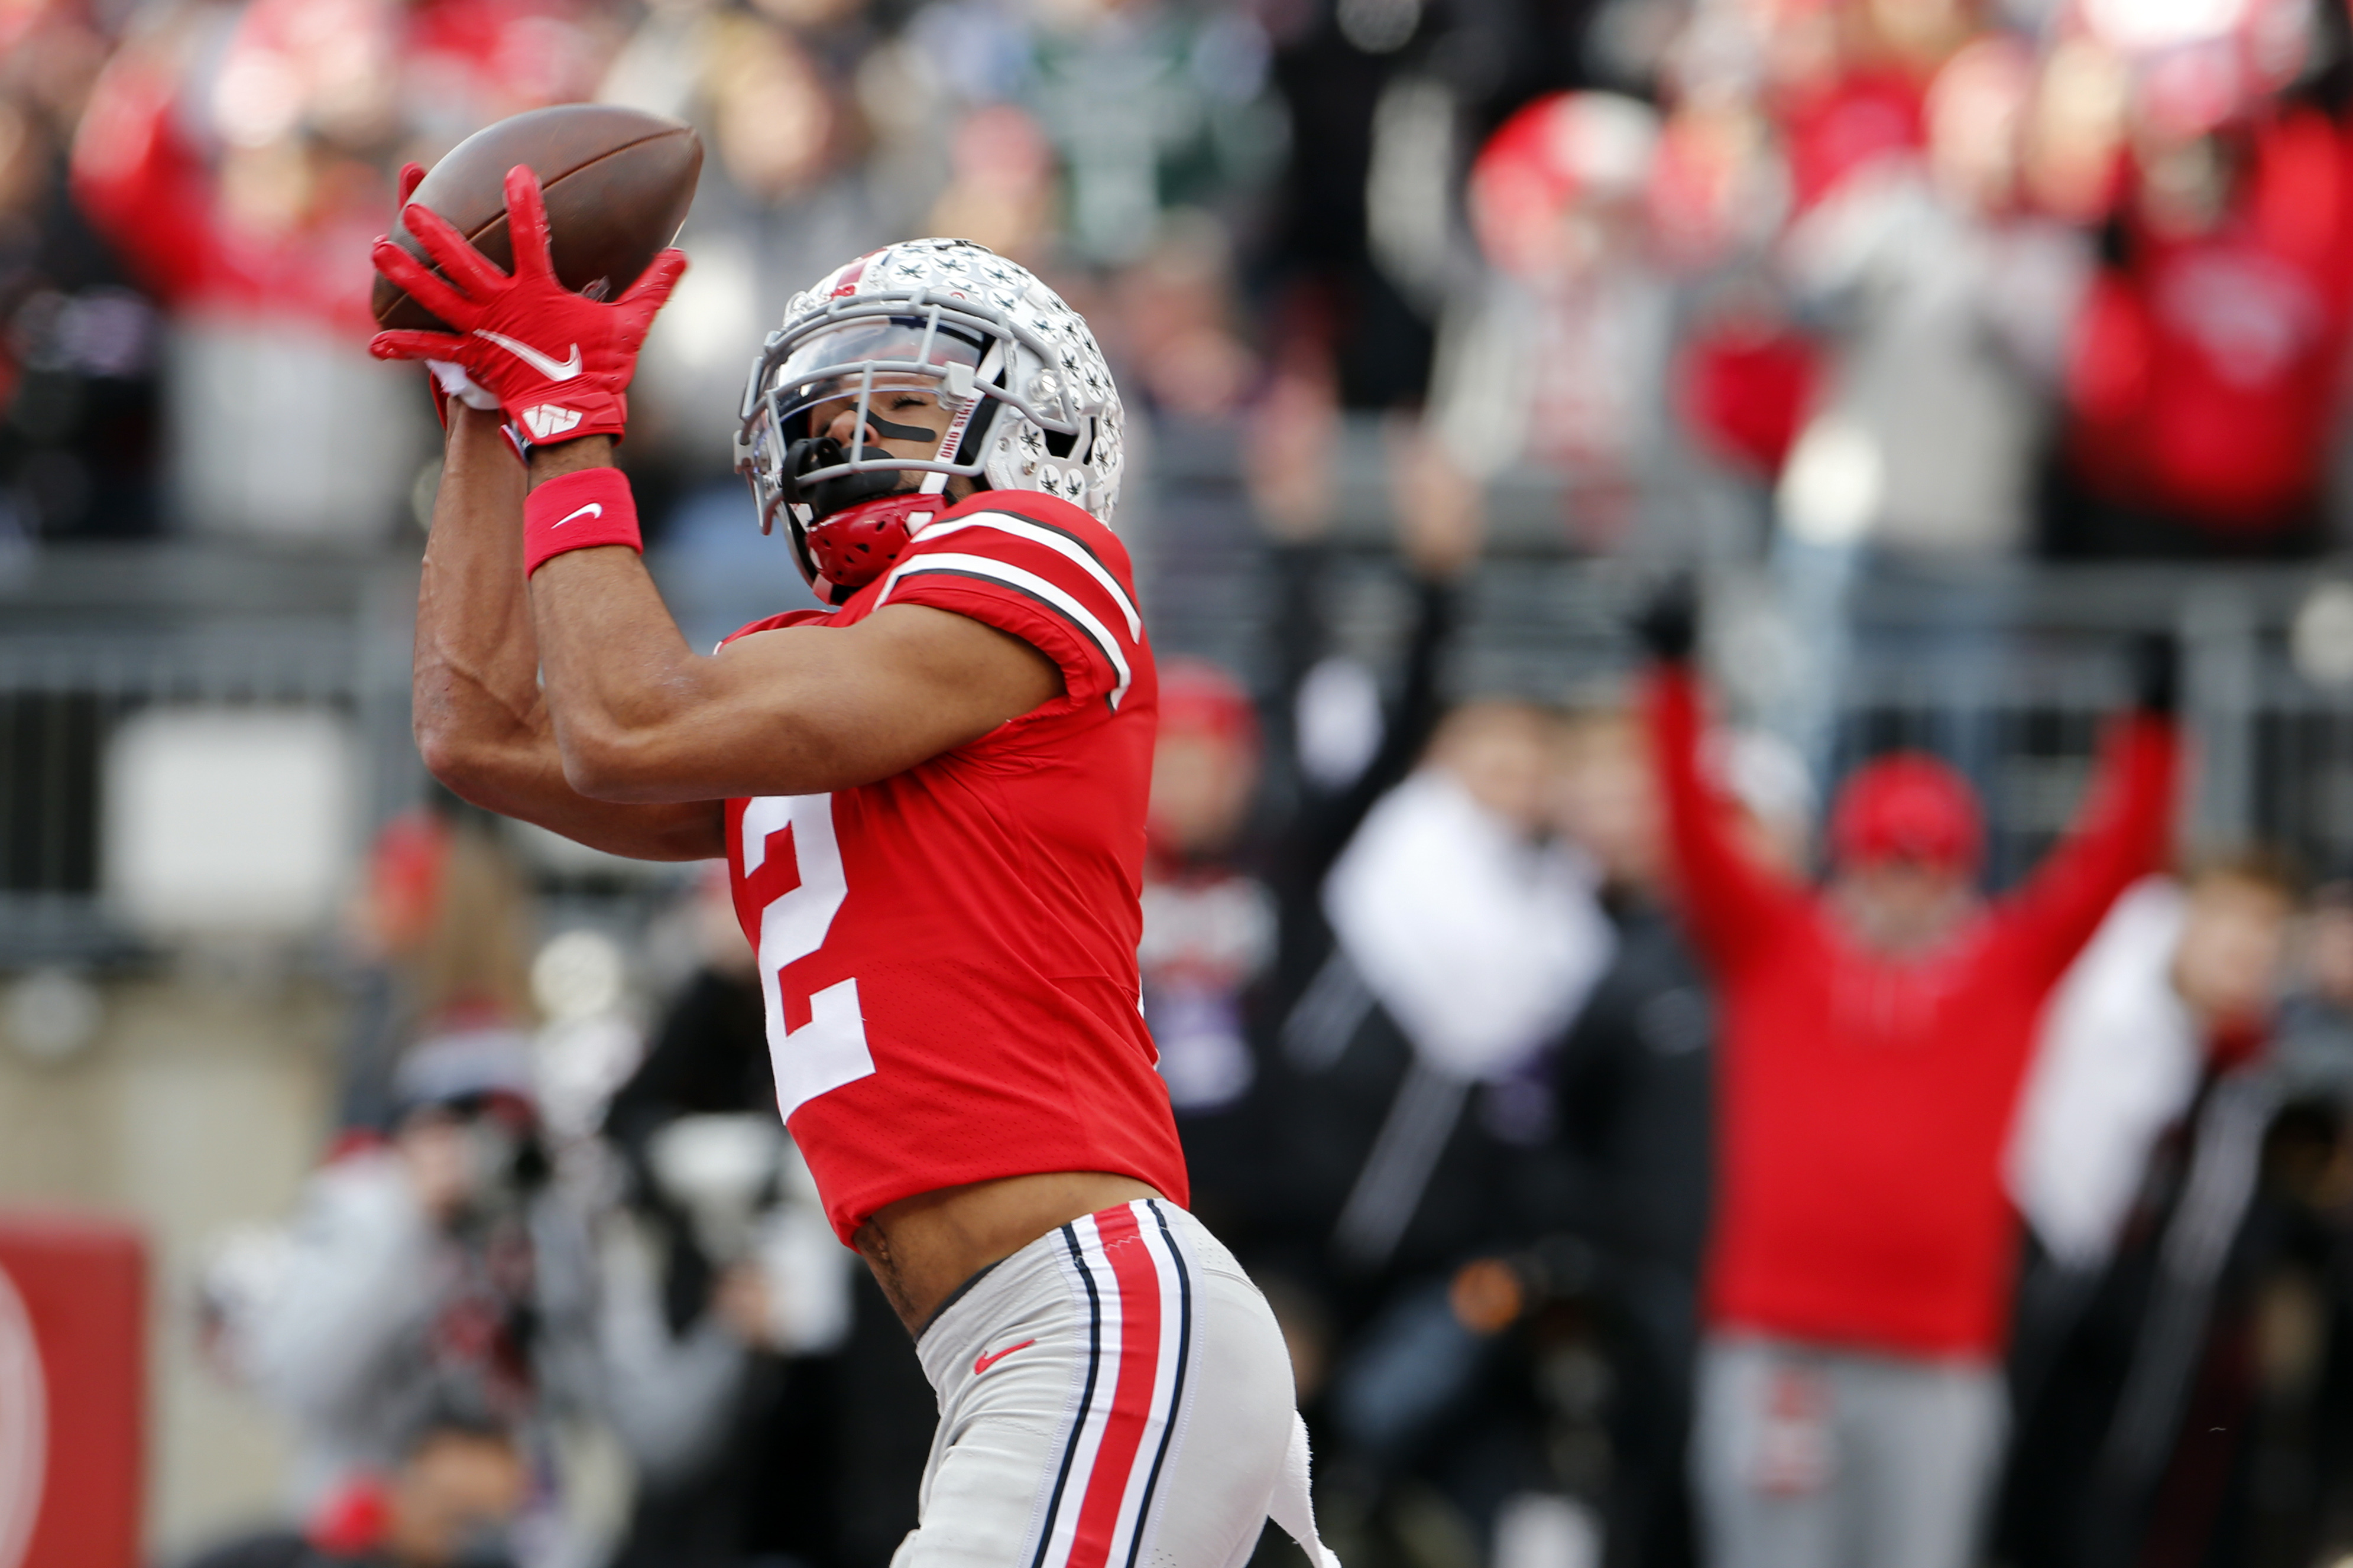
371, 104, 703, 333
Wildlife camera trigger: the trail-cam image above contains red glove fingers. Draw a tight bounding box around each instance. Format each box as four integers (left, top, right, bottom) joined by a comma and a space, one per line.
501, 160, 559, 286
377, 206, 510, 317
384, 164, 458, 428
365, 164, 686, 448
614, 247, 689, 313
371, 327, 469, 362
493, 163, 690, 319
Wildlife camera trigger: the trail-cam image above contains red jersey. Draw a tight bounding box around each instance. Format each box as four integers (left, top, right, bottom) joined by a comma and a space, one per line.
2064, 110, 2353, 536
1651, 669, 2176, 1357
722, 491, 1188, 1244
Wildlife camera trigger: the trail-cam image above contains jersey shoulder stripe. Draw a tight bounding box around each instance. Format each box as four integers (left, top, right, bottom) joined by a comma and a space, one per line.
915, 511, 1142, 641
877, 552, 1134, 709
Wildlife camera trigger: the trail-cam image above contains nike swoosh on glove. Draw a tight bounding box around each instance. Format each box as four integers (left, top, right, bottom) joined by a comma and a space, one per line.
368, 163, 685, 446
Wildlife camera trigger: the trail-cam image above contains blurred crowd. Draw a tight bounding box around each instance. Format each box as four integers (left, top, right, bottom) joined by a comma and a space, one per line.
170, 529, 2353, 1568
11, 0, 2353, 569
9, 0, 2353, 1563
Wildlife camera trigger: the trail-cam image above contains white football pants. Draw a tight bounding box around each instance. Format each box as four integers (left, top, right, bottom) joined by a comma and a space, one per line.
895, 1199, 1338, 1568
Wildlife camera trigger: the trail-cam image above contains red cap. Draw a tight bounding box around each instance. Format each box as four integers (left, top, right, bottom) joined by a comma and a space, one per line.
1830, 753, 1983, 873
1158, 658, 1259, 755
1468, 91, 1660, 280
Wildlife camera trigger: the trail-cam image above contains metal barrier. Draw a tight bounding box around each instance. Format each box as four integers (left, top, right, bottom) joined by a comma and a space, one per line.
1, 509, 2345, 964
1141, 423, 2351, 891
0, 546, 419, 963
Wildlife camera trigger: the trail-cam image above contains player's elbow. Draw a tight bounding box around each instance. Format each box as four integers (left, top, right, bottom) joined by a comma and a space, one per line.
556, 721, 672, 803
416, 718, 498, 800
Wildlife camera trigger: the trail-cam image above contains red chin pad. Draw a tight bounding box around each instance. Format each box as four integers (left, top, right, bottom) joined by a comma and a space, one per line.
806, 491, 951, 592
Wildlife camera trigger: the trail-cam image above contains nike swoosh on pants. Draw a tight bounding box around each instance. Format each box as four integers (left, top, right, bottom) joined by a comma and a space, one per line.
974, 1339, 1035, 1376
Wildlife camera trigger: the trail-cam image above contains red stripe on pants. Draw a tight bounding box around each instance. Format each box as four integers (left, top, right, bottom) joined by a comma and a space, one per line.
1067, 1206, 1163, 1568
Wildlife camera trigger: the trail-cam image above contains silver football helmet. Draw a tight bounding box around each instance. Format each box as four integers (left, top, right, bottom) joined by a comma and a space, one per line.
734, 239, 1126, 593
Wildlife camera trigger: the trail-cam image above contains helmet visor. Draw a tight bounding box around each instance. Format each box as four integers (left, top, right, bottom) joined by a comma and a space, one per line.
766, 317, 991, 454
738, 311, 1004, 532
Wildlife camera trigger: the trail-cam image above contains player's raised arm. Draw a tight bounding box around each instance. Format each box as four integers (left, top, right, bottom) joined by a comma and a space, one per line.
377, 164, 719, 859
410, 405, 725, 858
377, 165, 1061, 809
517, 457, 1061, 801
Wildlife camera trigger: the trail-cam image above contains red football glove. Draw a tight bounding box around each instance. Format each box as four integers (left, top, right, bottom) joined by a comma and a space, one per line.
386, 162, 500, 427
369, 164, 685, 446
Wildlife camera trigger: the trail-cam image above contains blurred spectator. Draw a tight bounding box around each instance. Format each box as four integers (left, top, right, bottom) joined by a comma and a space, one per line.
1258, 0, 1613, 415
2049, 79, 2353, 554
1998, 855, 2309, 1567
1640, 586, 2180, 1568
1537, 707, 1811, 1568
610, 3, 906, 490
1767, 33, 2091, 778
0, 14, 164, 547
1104, 212, 1261, 421
225, 1046, 605, 1566
1319, 699, 1616, 1266
1298, 694, 1616, 1555
1427, 91, 1673, 552
176, 1407, 530, 1568
1779, 33, 2063, 550
900, 0, 1284, 270
68, 0, 615, 544
1140, 657, 1276, 1239
600, 871, 932, 1568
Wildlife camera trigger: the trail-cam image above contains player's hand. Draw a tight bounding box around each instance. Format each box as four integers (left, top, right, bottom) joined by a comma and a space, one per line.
2130, 631, 2181, 717
368, 164, 686, 445
385, 163, 497, 427
1636, 574, 1700, 665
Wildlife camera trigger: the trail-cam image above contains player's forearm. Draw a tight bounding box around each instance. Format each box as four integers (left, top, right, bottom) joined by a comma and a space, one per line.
517, 436, 849, 801
410, 413, 722, 858
413, 404, 549, 785
521, 528, 734, 800
530, 539, 1056, 803
524, 552, 863, 801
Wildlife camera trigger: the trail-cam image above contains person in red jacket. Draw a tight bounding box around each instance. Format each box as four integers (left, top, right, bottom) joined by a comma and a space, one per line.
1636, 584, 2180, 1568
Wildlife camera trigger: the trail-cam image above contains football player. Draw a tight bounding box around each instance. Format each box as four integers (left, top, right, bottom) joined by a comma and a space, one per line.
370, 166, 1334, 1568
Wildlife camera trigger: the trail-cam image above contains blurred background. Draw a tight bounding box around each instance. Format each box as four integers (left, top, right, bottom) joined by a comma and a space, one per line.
8, 0, 2353, 1564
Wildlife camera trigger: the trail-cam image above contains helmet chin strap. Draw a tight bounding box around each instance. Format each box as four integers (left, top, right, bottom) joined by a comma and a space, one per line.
910, 340, 1003, 516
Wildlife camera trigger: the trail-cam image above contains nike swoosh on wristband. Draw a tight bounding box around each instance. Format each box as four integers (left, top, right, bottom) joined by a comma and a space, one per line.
553, 503, 602, 527
973, 1339, 1033, 1376
472, 329, 584, 381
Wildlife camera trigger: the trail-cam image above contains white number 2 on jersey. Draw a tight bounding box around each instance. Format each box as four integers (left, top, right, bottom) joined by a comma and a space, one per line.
740, 794, 876, 1121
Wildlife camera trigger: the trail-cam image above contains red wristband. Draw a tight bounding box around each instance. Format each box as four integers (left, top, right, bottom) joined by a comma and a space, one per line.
523, 467, 641, 576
